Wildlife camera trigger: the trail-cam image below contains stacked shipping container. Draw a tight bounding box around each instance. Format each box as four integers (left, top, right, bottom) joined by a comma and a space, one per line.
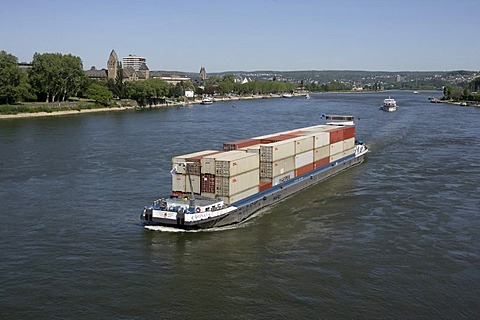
170, 124, 356, 204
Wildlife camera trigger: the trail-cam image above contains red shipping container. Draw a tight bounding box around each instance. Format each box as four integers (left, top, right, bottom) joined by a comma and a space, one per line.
343, 126, 356, 140
223, 138, 260, 151
200, 173, 216, 193
313, 157, 329, 169
329, 128, 344, 144
295, 163, 314, 177
260, 134, 298, 144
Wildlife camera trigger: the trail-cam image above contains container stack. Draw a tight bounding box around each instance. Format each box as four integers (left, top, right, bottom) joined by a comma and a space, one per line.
170, 124, 356, 204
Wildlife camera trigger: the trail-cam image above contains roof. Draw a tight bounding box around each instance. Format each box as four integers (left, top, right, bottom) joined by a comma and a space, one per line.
85, 69, 107, 78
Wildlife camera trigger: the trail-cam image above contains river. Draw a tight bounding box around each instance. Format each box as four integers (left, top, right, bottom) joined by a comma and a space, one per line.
1, 91, 479, 319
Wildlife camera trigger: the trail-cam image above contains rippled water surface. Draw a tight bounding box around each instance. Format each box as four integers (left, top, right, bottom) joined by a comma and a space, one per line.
1, 91, 479, 319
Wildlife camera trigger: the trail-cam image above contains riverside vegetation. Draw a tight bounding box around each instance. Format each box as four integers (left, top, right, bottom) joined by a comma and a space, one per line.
1, 50, 480, 116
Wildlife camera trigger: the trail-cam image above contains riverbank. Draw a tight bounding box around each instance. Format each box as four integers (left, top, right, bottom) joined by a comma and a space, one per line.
0, 93, 307, 120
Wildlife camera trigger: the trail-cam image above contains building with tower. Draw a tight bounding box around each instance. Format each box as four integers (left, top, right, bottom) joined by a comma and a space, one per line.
107, 49, 120, 81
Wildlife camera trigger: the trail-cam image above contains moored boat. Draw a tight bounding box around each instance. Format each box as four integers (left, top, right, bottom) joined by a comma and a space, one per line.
140, 115, 368, 230
381, 97, 397, 112
201, 97, 213, 105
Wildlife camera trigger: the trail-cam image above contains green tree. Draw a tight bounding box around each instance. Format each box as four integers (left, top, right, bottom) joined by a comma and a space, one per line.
28, 52, 85, 102
86, 83, 113, 106
0, 51, 31, 104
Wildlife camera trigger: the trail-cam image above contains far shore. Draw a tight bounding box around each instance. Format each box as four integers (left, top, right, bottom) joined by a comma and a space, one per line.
2, 91, 477, 120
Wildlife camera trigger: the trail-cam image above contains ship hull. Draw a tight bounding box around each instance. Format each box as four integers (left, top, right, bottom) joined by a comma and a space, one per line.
142, 153, 365, 230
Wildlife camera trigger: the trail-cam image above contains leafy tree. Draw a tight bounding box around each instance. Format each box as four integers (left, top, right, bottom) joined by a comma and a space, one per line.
86, 83, 113, 106
170, 82, 184, 98
0, 51, 31, 104
28, 52, 85, 102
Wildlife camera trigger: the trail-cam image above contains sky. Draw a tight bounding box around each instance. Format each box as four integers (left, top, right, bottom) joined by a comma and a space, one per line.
1, 0, 479, 72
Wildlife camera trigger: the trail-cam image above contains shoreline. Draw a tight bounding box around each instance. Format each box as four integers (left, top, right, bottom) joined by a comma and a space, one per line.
0, 93, 307, 120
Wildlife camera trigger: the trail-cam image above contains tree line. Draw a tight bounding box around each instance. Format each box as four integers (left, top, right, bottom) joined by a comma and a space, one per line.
0, 50, 298, 108
443, 77, 480, 102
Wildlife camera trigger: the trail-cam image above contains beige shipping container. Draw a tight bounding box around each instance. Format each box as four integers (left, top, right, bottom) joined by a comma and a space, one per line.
343, 147, 355, 157
260, 156, 295, 178
343, 137, 355, 150
216, 169, 260, 196
215, 151, 259, 177
300, 125, 330, 132
238, 144, 262, 153
171, 174, 201, 194
291, 135, 314, 154
330, 141, 344, 155
313, 145, 330, 161
329, 151, 344, 163
219, 186, 259, 205
260, 140, 295, 162
172, 150, 218, 174
201, 150, 245, 175
172, 174, 186, 193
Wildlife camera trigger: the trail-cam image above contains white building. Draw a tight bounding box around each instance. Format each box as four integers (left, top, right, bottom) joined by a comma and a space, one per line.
122, 54, 147, 71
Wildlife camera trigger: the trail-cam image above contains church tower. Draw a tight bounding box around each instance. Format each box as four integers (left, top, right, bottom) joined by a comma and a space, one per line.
107, 49, 119, 81
199, 67, 206, 83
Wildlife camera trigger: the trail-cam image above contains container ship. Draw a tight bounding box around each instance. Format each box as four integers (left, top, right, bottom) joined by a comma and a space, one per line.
140, 115, 368, 229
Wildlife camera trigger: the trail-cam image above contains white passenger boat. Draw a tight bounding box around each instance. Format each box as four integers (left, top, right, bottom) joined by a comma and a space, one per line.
140, 115, 368, 229
381, 97, 397, 112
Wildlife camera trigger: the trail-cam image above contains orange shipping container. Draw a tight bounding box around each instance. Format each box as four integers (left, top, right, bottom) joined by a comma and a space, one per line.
313, 157, 329, 169
259, 180, 273, 192
295, 163, 314, 177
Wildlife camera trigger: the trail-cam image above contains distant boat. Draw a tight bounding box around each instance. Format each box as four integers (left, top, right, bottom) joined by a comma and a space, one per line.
413, 91, 418, 94
305, 94, 311, 99
282, 93, 293, 98
381, 97, 397, 112
201, 97, 213, 105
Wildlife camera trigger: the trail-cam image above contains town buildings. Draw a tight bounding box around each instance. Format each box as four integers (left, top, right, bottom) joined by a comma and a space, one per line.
85, 49, 191, 84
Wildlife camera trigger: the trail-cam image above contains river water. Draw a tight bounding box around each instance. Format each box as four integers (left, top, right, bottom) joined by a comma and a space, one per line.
1, 91, 479, 319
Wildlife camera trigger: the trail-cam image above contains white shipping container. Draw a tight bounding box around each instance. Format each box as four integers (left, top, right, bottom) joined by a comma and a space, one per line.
260, 140, 295, 162
313, 145, 330, 161
343, 137, 355, 150
295, 150, 314, 169
330, 141, 344, 155
292, 135, 314, 153
272, 170, 294, 186
311, 132, 331, 148
172, 150, 218, 174
215, 151, 259, 177
260, 156, 295, 178
216, 169, 260, 196
219, 186, 259, 205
